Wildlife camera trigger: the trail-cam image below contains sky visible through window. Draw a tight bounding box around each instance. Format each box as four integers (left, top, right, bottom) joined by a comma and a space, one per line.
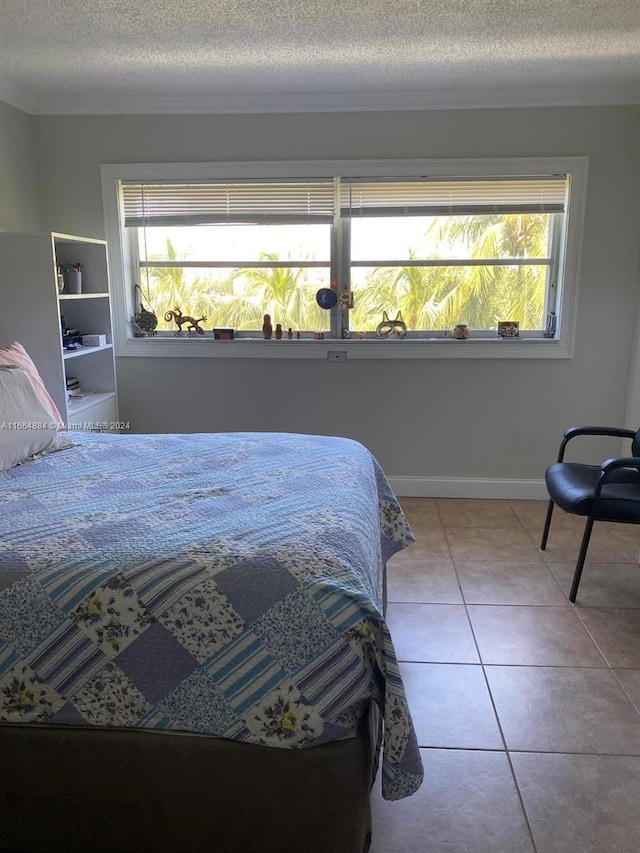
138, 218, 463, 264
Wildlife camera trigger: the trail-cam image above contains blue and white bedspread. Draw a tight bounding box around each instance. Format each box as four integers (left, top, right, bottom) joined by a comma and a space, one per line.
0, 431, 422, 800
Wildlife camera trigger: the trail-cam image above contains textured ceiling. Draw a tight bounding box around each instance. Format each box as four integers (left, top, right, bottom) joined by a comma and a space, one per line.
1, 0, 640, 114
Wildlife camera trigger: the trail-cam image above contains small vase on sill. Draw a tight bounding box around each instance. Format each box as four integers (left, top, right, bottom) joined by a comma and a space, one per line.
451, 324, 469, 340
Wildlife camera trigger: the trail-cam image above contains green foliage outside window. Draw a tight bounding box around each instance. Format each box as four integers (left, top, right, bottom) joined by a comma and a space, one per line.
139, 212, 550, 334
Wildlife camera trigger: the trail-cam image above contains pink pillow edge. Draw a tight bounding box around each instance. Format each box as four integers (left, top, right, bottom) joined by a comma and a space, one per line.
0, 341, 65, 429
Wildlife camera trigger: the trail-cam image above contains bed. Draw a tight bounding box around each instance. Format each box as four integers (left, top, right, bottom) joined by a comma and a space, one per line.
0, 372, 423, 852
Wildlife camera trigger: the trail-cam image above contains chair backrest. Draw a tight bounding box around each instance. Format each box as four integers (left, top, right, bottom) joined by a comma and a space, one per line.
632, 429, 640, 456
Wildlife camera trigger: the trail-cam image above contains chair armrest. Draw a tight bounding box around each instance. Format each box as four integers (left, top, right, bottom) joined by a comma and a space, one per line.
557, 426, 637, 462
589, 456, 640, 522
600, 457, 640, 477
563, 426, 636, 441
591, 458, 640, 511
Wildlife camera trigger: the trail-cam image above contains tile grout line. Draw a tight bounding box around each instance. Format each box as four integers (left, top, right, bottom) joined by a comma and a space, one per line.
463, 607, 540, 851
415, 502, 541, 844
436, 506, 540, 853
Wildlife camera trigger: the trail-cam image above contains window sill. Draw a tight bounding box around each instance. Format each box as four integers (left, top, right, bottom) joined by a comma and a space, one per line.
116, 336, 571, 359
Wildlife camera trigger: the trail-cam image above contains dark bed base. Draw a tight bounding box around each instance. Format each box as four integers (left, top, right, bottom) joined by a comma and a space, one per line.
0, 711, 377, 853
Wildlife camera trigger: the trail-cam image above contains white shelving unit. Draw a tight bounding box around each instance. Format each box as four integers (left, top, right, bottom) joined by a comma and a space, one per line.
0, 232, 118, 430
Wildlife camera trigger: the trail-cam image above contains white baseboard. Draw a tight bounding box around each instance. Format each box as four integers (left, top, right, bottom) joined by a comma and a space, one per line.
389, 476, 547, 500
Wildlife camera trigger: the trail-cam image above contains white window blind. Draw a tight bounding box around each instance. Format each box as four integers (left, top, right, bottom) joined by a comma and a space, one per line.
340, 175, 568, 217
122, 175, 567, 226
121, 180, 336, 227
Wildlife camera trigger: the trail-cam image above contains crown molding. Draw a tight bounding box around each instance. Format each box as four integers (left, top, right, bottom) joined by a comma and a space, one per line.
25, 85, 640, 115
3, 83, 640, 116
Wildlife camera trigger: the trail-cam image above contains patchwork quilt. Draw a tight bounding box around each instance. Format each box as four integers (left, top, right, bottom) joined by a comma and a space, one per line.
0, 431, 422, 800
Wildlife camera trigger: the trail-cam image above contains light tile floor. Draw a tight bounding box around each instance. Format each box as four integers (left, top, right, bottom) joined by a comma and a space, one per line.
370, 498, 640, 853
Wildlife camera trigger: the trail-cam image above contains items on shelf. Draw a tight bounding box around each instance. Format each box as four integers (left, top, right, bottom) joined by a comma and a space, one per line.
164, 306, 207, 337
81, 334, 107, 347
544, 311, 557, 338
61, 263, 83, 295
262, 314, 273, 339
451, 323, 469, 339
376, 311, 408, 338
61, 313, 83, 350
66, 375, 82, 397
131, 285, 158, 337
497, 320, 520, 338
316, 287, 338, 310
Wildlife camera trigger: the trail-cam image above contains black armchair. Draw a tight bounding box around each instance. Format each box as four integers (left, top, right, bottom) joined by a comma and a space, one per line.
541, 426, 640, 602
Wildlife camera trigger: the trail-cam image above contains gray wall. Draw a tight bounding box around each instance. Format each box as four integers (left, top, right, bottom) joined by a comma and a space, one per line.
27, 106, 640, 487
0, 100, 41, 231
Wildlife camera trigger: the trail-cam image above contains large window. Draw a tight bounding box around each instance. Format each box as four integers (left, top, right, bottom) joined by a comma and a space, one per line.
123, 180, 335, 334
102, 158, 587, 358
342, 177, 563, 336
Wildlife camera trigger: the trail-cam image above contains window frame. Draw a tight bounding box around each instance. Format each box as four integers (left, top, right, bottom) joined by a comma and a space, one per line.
101, 157, 588, 360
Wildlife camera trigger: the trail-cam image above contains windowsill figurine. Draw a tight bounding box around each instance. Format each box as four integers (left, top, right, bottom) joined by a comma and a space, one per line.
165, 306, 206, 337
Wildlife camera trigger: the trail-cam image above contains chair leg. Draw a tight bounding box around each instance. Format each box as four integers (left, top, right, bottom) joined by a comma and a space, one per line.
569, 515, 595, 603
540, 499, 555, 550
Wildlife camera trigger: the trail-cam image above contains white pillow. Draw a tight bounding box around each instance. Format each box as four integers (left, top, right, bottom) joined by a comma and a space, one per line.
0, 366, 68, 471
